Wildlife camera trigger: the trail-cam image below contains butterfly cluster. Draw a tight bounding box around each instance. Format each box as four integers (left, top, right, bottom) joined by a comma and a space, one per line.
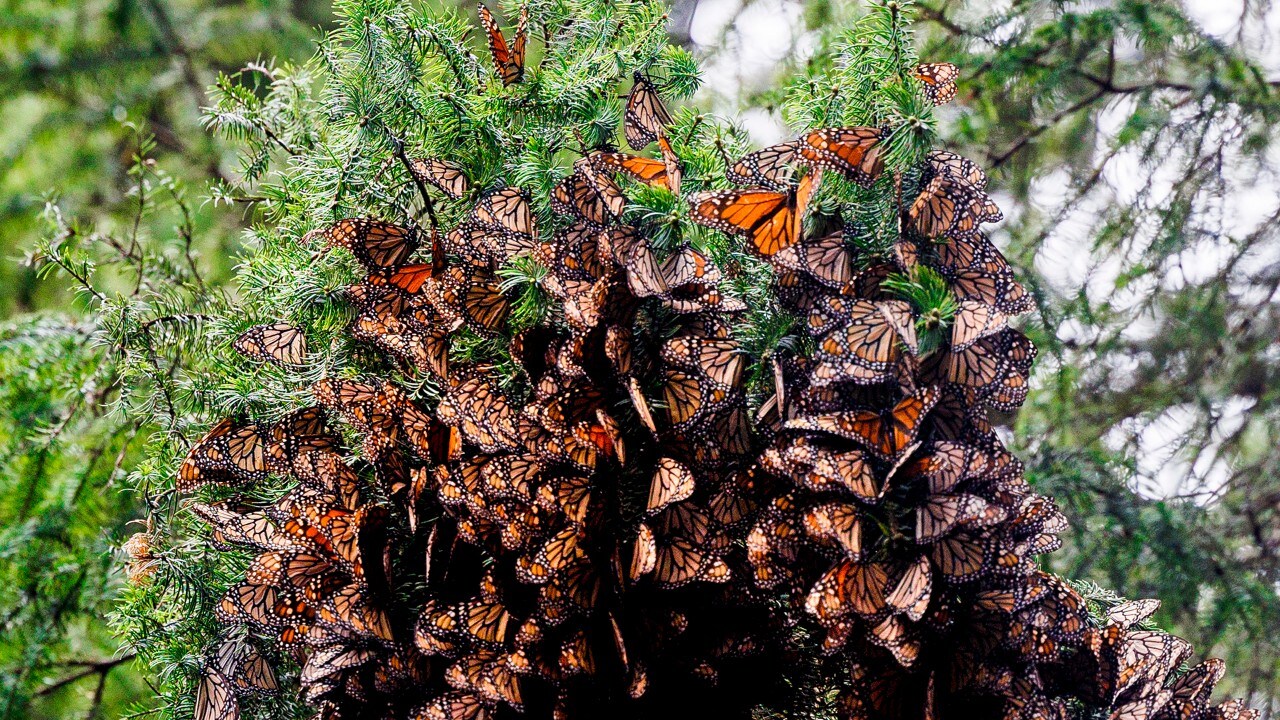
716, 64, 1253, 720
175, 10, 1254, 718
182, 406, 429, 719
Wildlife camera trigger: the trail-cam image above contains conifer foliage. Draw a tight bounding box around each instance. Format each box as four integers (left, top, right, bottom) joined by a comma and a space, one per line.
116, 1, 1258, 719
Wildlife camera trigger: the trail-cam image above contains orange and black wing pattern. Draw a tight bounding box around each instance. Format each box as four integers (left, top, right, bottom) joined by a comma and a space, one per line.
687, 171, 816, 257
479, 4, 528, 86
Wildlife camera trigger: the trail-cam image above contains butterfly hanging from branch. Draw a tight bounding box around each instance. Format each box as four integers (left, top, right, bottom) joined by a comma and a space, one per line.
479, 4, 528, 86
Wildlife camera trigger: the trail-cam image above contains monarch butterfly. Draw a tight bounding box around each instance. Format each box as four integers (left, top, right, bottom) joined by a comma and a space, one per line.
726, 140, 802, 191
300, 644, 375, 685
930, 233, 985, 278
551, 160, 627, 228
763, 436, 886, 501
274, 506, 361, 571
244, 550, 290, 586
646, 458, 696, 514
665, 281, 748, 315
413, 691, 491, 720
537, 475, 591, 526
772, 268, 828, 317
425, 266, 510, 335
321, 583, 394, 641
708, 398, 753, 460
353, 304, 451, 379
950, 299, 1008, 351
544, 224, 608, 283
914, 62, 959, 105
265, 406, 340, 473
949, 266, 1033, 317
915, 493, 997, 543
651, 533, 730, 588
1164, 659, 1226, 714
629, 520, 660, 576
478, 454, 539, 503
868, 615, 921, 667
1106, 599, 1160, 630
410, 157, 472, 199
592, 150, 676, 192
1108, 694, 1173, 720
804, 558, 890, 625
541, 559, 602, 619
796, 127, 885, 187
661, 367, 736, 429
688, 170, 817, 257
601, 226, 669, 299
447, 600, 513, 645
559, 630, 598, 676
659, 243, 721, 287
312, 378, 405, 446
471, 187, 537, 260
655, 500, 718, 545
234, 323, 307, 366
445, 221, 501, 267
679, 312, 734, 340
908, 173, 1002, 239
660, 335, 744, 388
212, 639, 279, 696
564, 276, 618, 332
440, 368, 519, 448
927, 149, 987, 189
928, 529, 990, 581
657, 134, 683, 195
400, 400, 460, 464
802, 502, 862, 558
478, 4, 527, 86
785, 387, 939, 462
1080, 628, 1186, 706
191, 503, 285, 551
307, 217, 420, 270
289, 449, 363, 508
771, 230, 854, 288
810, 299, 918, 386
938, 328, 1031, 396
626, 377, 657, 435
627, 664, 649, 700
624, 72, 673, 150
445, 652, 523, 709
517, 525, 585, 583
179, 418, 269, 491
602, 324, 634, 377
746, 513, 800, 589
217, 581, 312, 633
907, 441, 988, 495
195, 665, 239, 720
884, 556, 931, 621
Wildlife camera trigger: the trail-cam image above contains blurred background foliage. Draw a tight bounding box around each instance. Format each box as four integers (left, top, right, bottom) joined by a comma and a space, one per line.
0, 0, 1277, 718
0, 1, 328, 717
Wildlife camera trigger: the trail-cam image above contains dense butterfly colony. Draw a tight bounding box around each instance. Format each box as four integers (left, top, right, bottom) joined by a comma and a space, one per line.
170, 8, 1255, 720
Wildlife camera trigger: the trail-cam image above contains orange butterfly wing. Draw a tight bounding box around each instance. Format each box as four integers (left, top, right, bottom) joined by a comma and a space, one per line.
687, 171, 814, 257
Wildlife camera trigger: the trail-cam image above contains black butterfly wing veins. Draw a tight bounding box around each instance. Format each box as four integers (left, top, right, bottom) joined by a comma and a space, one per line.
914, 62, 959, 105
309, 217, 420, 270
625, 72, 674, 150
479, 3, 528, 86
410, 157, 472, 199
234, 323, 308, 366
